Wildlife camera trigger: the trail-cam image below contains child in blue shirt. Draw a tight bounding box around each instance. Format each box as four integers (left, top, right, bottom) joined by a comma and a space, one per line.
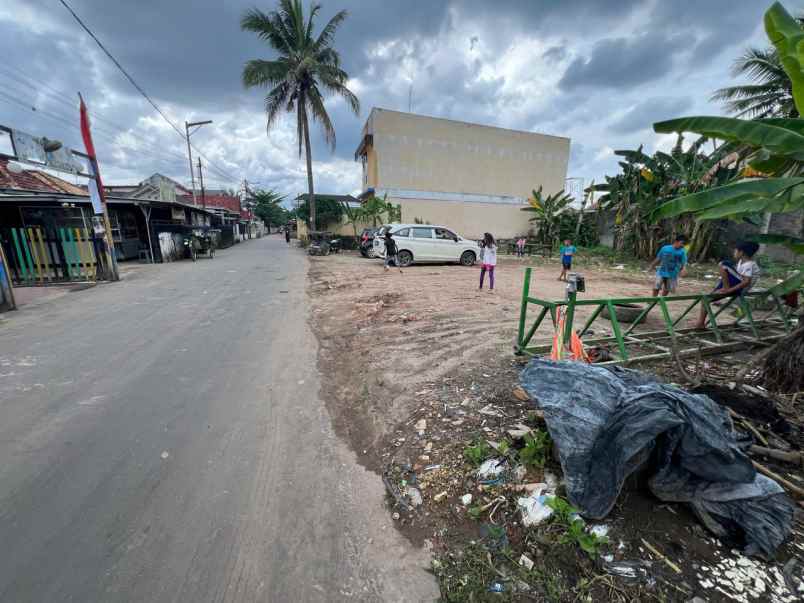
650, 235, 688, 296
558, 239, 576, 282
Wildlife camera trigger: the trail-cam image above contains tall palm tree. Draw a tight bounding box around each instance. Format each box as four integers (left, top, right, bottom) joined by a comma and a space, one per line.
241, 1, 359, 231
711, 47, 798, 118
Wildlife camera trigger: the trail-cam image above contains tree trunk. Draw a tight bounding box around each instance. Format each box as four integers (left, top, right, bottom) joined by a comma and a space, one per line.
302, 106, 315, 232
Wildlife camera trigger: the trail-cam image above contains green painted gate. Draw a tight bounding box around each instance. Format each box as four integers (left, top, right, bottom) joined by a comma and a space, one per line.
1, 226, 99, 285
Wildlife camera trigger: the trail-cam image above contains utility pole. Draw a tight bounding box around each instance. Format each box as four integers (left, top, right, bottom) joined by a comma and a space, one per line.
185, 119, 213, 205
197, 157, 206, 209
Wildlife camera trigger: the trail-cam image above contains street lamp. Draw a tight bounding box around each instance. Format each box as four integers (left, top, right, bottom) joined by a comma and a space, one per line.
185, 120, 212, 204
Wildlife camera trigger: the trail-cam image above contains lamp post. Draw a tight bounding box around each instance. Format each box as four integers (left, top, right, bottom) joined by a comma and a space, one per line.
185, 120, 212, 204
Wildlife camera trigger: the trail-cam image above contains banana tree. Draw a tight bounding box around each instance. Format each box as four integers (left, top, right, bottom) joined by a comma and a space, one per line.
652, 1, 804, 292
591, 138, 740, 260
521, 186, 574, 248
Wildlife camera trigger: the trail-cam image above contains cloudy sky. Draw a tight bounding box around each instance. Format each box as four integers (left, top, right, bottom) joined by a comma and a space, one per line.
0, 0, 798, 198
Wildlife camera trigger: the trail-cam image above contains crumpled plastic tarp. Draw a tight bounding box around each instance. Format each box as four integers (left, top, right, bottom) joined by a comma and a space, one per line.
520, 358, 794, 559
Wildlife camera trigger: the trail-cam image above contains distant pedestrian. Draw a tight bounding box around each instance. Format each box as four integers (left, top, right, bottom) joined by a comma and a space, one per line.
284, 226, 291, 244
650, 234, 688, 296
479, 232, 497, 292
516, 237, 526, 259
384, 231, 403, 273
558, 238, 576, 282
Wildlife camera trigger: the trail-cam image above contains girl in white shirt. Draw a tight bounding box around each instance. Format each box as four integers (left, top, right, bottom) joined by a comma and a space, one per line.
479, 232, 497, 292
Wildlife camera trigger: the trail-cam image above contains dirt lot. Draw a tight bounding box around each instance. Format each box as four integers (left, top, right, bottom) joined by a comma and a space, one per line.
308, 251, 804, 602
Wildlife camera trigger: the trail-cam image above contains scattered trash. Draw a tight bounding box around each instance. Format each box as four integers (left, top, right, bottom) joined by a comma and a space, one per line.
613, 264, 625, 270
414, 418, 427, 435
488, 582, 505, 593
476, 458, 506, 479
406, 486, 423, 507
519, 554, 534, 571
424, 464, 442, 471
478, 404, 504, 417
461, 493, 473, 506
433, 490, 448, 502
160, 451, 169, 460
512, 386, 530, 402
520, 358, 795, 559
391, 512, 400, 520
506, 423, 533, 440
517, 486, 553, 526
589, 524, 609, 539
603, 560, 652, 581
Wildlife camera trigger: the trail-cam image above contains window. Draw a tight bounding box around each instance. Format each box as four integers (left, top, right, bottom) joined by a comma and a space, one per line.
411, 227, 433, 239
435, 228, 456, 240
394, 228, 410, 237
0, 128, 14, 157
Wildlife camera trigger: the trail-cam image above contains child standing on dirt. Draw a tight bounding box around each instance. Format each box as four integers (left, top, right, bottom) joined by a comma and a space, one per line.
384, 231, 403, 273
516, 237, 526, 259
479, 232, 497, 292
650, 234, 687, 296
558, 239, 576, 281
695, 241, 761, 328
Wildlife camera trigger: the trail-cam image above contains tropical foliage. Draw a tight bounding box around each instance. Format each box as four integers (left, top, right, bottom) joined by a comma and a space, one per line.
294, 196, 343, 228
521, 186, 575, 248
712, 47, 798, 118
651, 1, 804, 292
590, 138, 740, 261
241, 0, 359, 231
251, 189, 288, 230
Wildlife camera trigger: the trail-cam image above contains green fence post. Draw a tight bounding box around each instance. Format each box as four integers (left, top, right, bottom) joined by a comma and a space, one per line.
564, 291, 577, 344
517, 267, 532, 351
770, 292, 791, 333
10, 228, 29, 283
738, 296, 760, 339
606, 300, 628, 360
657, 297, 674, 337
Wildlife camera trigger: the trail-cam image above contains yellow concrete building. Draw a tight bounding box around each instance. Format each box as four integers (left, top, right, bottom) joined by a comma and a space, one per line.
354, 108, 571, 239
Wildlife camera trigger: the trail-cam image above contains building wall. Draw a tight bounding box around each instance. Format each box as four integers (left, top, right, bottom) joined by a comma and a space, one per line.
366, 108, 570, 199
392, 196, 532, 240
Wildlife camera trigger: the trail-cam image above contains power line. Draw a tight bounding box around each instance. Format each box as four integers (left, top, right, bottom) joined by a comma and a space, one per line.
57, 0, 241, 184
0, 68, 191, 164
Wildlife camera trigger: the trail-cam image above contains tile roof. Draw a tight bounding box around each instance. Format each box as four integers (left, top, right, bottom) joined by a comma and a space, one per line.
178, 193, 241, 213
0, 158, 86, 195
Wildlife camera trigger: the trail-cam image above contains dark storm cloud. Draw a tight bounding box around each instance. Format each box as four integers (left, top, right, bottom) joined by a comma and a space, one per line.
559, 33, 694, 91
1, 0, 792, 193
609, 96, 693, 134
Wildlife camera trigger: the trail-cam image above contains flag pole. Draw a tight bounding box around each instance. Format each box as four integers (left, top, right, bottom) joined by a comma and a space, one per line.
79, 93, 119, 281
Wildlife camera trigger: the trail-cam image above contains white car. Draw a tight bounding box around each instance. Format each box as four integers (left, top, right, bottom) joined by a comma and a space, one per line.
372, 223, 480, 267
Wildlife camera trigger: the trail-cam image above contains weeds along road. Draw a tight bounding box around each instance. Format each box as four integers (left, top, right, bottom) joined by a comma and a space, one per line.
0, 236, 436, 603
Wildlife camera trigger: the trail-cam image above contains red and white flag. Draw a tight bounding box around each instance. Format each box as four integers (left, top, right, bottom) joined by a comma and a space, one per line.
80, 94, 105, 215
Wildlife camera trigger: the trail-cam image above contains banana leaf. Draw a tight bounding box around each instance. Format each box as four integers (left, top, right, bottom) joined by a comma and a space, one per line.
697, 196, 780, 220
751, 233, 804, 254
769, 270, 804, 296
652, 177, 804, 219
765, 2, 804, 115
759, 118, 804, 136
653, 116, 804, 161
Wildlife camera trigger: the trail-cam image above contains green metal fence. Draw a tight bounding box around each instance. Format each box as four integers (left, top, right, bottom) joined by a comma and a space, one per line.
516, 267, 796, 365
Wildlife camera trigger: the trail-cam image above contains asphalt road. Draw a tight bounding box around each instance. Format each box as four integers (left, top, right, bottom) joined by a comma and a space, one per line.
0, 236, 436, 603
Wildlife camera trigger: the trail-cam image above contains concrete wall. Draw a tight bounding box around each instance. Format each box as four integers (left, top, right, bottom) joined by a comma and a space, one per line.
389, 197, 530, 240
365, 108, 570, 198
356, 108, 570, 240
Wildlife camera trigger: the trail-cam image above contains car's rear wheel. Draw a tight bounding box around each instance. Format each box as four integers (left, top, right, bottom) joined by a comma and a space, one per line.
398, 250, 413, 267
460, 250, 476, 266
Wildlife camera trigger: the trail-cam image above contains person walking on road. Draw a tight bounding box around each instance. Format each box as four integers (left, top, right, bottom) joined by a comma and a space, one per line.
384, 231, 403, 273
479, 232, 497, 292
284, 226, 291, 245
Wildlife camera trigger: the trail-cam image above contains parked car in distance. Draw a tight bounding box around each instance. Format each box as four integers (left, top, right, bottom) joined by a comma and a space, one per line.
359, 227, 378, 257
372, 223, 480, 267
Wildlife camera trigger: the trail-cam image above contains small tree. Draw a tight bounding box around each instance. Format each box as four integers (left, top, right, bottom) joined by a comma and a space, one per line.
252, 189, 287, 231
521, 186, 574, 248
295, 196, 343, 229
